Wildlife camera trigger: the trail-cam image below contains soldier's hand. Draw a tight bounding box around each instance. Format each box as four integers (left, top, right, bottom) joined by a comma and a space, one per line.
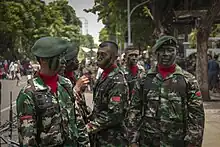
74, 75, 89, 93
86, 122, 96, 133
130, 143, 138, 147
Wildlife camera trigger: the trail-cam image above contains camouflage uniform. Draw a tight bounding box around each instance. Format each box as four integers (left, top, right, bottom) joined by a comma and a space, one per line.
127, 35, 205, 147
16, 37, 89, 146
63, 42, 91, 146
127, 64, 205, 147
17, 74, 79, 146
88, 67, 129, 147
123, 67, 143, 101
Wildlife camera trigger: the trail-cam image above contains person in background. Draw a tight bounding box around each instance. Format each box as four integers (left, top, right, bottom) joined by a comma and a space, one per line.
123, 46, 143, 101
9, 61, 15, 79
208, 54, 220, 93
14, 60, 21, 86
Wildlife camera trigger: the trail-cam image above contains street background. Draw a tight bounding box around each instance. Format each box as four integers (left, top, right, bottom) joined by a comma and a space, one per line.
0, 78, 220, 147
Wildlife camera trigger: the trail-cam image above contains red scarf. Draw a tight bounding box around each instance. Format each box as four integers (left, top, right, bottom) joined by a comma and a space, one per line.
102, 64, 117, 79
39, 72, 58, 93
158, 64, 176, 79
130, 65, 138, 76
65, 71, 76, 84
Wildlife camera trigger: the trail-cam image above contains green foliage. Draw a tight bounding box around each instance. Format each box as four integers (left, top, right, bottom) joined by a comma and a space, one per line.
0, 0, 82, 59
210, 24, 220, 37
99, 27, 109, 42
80, 34, 95, 49
189, 29, 197, 49
86, 0, 155, 49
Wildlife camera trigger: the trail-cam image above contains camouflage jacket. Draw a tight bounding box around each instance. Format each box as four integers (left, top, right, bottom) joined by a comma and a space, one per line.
88, 67, 129, 147
65, 72, 92, 147
16, 74, 89, 147
122, 65, 143, 101
126, 65, 205, 147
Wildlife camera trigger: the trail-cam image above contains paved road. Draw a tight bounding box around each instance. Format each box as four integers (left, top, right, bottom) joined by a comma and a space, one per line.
0, 78, 26, 146
0, 79, 27, 124
0, 79, 220, 147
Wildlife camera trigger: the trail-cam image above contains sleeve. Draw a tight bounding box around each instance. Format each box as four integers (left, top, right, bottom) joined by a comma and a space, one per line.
87, 74, 128, 134
16, 89, 37, 146
75, 102, 91, 147
126, 79, 143, 144
184, 77, 205, 146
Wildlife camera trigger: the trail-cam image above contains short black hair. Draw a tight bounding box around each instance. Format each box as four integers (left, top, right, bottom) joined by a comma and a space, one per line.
99, 41, 118, 55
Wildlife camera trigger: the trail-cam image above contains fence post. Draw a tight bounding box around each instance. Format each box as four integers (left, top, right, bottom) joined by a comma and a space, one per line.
9, 91, 13, 140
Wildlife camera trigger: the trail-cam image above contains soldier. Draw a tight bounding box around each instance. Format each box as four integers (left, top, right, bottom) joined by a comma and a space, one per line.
127, 36, 205, 147
63, 42, 92, 146
123, 46, 143, 101
16, 37, 89, 146
86, 41, 129, 146
62, 43, 80, 86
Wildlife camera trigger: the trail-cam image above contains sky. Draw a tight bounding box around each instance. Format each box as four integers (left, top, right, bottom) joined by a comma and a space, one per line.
44, 0, 104, 44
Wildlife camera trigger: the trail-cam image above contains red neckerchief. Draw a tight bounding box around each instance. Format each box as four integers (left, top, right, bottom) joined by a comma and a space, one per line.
65, 71, 77, 84
39, 72, 58, 93
65, 71, 74, 78
102, 64, 117, 79
130, 65, 138, 76
158, 64, 176, 79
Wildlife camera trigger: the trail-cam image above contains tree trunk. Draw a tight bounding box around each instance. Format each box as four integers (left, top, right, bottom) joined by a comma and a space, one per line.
195, 0, 220, 101
196, 29, 210, 101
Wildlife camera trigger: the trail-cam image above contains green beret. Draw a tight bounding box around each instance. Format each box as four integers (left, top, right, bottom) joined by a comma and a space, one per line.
65, 43, 79, 61
152, 35, 177, 52
31, 37, 70, 58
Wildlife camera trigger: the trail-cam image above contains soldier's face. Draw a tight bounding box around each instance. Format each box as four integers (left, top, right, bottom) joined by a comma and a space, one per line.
156, 45, 176, 67
126, 50, 139, 66
66, 58, 79, 71
58, 59, 66, 75
97, 47, 113, 69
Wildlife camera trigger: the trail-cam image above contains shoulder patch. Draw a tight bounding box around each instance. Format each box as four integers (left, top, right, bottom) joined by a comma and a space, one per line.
111, 96, 121, 102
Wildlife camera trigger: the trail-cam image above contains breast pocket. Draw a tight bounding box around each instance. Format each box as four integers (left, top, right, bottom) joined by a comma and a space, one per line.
145, 90, 160, 118
168, 93, 183, 121
34, 92, 53, 112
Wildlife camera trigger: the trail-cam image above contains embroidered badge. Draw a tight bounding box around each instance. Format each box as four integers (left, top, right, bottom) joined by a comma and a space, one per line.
111, 96, 121, 102
20, 115, 32, 121
195, 91, 201, 97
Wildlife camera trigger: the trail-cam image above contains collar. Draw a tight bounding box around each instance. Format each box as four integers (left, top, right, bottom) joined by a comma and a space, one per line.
158, 64, 176, 72
102, 64, 117, 79
38, 72, 58, 93
129, 65, 138, 76
65, 71, 74, 79
30, 72, 58, 91
38, 72, 58, 84
147, 64, 184, 78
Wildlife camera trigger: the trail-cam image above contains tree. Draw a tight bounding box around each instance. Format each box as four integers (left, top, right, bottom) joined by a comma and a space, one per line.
99, 27, 109, 42
196, 0, 220, 101
80, 34, 95, 49
0, 0, 47, 58
85, 0, 154, 48
0, 0, 82, 59
34, 0, 81, 44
